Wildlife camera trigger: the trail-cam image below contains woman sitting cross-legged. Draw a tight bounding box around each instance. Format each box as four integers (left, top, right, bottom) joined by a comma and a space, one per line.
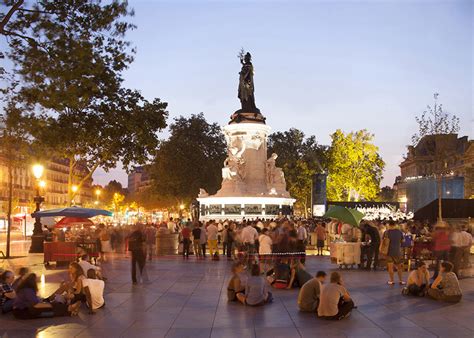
427, 261, 462, 303
403, 261, 430, 297
13, 273, 71, 319
227, 262, 246, 302
237, 264, 273, 306
48, 262, 86, 315
317, 272, 354, 320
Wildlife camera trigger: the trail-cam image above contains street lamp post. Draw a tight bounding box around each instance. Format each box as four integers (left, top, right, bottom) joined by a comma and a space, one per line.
29, 164, 45, 253
95, 189, 101, 206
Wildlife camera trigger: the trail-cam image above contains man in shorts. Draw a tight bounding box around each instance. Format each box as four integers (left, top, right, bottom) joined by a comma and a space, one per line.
383, 221, 405, 285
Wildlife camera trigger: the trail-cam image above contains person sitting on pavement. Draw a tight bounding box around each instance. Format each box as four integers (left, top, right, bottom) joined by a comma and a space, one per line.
403, 261, 430, 297
79, 254, 105, 281
227, 262, 246, 302
13, 273, 71, 319
269, 259, 291, 289
237, 264, 273, 306
318, 271, 355, 320
287, 260, 312, 289
12, 267, 29, 290
297, 271, 327, 312
0, 270, 16, 314
427, 261, 462, 303
82, 269, 105, 314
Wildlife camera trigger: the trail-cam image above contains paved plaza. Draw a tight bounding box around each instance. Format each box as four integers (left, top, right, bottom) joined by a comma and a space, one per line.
1, 252, 474, 338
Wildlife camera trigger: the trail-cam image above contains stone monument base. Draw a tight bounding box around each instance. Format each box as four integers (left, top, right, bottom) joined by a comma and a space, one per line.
197, 196, 295, 221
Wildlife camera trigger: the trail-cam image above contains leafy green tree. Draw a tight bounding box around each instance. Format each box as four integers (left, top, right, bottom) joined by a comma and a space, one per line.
3, 0, 168, 204
327, 129, 385, 202
0, 102, 33, 258
377, 186, 396, 202
268, 128, 327, 215
412, 93, 460, 221
150, 113, 226, 206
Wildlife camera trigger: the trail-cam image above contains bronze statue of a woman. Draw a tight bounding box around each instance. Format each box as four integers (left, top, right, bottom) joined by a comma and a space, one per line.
238, 52, 259, 113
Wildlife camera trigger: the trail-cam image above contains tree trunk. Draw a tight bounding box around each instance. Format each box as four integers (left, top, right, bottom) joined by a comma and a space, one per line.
437, 174, 443, 222
6, 160, 13, 258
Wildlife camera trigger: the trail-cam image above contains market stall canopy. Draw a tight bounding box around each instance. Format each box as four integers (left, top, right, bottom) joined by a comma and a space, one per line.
54, 217, 94, 228
324, 205, 365, 227
32, 206, 112, 218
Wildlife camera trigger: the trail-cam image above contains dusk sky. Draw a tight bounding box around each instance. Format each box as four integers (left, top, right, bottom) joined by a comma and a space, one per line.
91, 0, 473, 189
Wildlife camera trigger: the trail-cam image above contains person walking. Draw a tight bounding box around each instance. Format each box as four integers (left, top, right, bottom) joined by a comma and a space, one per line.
127, 224, 147, 284
192, 222, 202, 258
144, 224, 157, 261
383, 221, 405, 285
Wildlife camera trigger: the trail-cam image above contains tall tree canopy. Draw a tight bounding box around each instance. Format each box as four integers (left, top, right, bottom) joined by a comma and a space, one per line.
327, 129, 384, 202
3, 0, 168, 204
268, 128, 327, 216
149, 113, 227, 206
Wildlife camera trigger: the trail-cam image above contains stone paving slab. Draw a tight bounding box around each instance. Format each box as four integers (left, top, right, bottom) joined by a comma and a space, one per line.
1, 253, 474, 338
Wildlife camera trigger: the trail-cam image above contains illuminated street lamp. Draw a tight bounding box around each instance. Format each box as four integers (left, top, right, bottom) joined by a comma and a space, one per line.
95, 189, 101, 205
179, 203, 185, 220
70, 185, 79, 206
72, 185, 79, 193
30, 164, 46, 253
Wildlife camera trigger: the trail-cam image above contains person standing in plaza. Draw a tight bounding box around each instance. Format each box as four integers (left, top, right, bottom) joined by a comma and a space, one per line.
181, 223, 192, 259
460, 227, 472, 272
362, 222, 380, 270
383, 221, 405, 285
128, 224, 146, 284
207, 221, 219, 256
226, 224, 235, 260
192, 222, 202, 258
450, 226, 464, 277
241, 222, 259, 255
167, 217, 176, 233
145, 223, 157, 261
200, 222, 208, 258
432, 222, 451, 280
315, 223, 326, 256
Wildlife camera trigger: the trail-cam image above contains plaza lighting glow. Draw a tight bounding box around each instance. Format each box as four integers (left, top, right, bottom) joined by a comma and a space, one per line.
71, 185, 79, 193
180, 204, 185, 210
39, 180, 46, 188
95, 189, 101, 196
32, 164, 44, 179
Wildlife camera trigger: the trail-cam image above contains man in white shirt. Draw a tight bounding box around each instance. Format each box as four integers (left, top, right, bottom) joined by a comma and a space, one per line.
82, 269, 105, 314
241, 223, 259, 254
207, 222, 219, 256
297, 224, 308, 243
79, 255, 104, 280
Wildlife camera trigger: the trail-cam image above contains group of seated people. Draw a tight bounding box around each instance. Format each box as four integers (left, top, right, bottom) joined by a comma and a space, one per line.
0, 256, 106, 319
227, 257, 463, 320
403, 260, 462, 302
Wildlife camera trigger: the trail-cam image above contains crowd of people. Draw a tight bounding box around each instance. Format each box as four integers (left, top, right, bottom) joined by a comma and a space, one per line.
1, 215, 470, 321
